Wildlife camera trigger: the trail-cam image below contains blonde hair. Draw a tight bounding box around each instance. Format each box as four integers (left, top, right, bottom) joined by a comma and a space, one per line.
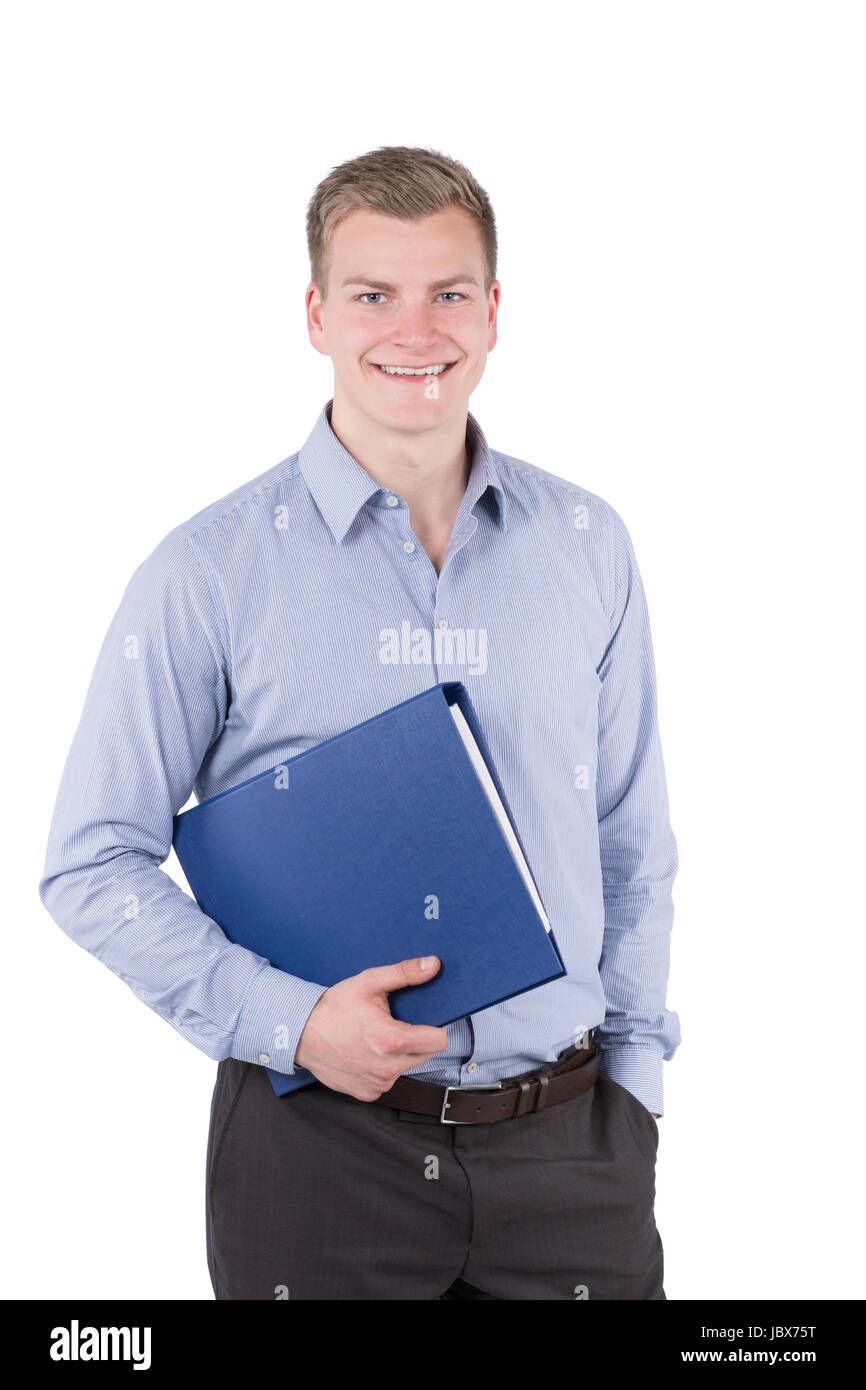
306, 145, 497, 299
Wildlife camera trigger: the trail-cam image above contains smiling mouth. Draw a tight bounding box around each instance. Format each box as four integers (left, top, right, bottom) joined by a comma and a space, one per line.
372, 361, 457, 379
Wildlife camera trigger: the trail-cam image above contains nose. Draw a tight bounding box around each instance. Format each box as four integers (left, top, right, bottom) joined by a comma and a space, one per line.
390, 300, 440, 350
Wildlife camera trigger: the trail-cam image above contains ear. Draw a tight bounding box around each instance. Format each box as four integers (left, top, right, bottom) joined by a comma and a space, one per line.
306, 281, 330, 357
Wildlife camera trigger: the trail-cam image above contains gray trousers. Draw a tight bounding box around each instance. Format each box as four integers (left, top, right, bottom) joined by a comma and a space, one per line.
205, 1056, 665, 1300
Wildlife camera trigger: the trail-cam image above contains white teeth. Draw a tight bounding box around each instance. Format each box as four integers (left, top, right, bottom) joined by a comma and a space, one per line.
375, 363, 451, 376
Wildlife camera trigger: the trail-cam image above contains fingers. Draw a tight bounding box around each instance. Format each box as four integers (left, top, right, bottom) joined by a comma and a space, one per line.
357, 956, 441, 993
386, 1018, 449, 1054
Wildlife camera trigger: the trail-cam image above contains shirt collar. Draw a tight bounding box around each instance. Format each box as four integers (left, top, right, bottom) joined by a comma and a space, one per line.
298, 399, 508, 543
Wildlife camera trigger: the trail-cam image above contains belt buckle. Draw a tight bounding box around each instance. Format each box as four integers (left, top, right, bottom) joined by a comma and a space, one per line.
440, 1081, 502, 1125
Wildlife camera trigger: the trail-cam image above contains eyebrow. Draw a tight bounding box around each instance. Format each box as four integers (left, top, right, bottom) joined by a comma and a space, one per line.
340, 274, 481, 292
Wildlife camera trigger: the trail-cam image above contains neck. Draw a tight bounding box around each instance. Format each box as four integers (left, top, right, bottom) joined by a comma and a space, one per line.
328, 389, 471, 532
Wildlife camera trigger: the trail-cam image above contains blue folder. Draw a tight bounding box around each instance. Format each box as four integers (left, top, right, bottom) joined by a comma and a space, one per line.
172, 681, 565, 1096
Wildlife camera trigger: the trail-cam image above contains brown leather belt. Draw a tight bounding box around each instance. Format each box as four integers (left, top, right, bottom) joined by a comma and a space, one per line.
370, 1031, 601, 1125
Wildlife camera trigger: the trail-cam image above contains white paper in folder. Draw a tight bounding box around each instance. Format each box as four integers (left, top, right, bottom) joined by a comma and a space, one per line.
448, 702, 551, 933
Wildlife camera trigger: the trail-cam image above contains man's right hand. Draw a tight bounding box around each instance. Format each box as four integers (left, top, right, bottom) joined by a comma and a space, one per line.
293, 955, 449, 1100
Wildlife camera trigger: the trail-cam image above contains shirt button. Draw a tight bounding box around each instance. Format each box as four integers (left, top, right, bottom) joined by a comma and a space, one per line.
386, 495, 399, 507
403, 541, 415, 554
467, 1062, 477, 1073
437, 618, 448, 630
172, 1015, 182, 1026
258, 1053, 271, 1064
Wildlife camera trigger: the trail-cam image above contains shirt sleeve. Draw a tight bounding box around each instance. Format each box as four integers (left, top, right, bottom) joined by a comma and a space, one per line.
593, 506, 681, 1117
37, 527, 327, 1076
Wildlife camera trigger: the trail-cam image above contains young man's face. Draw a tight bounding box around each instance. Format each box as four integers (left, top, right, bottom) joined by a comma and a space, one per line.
307, 205, 499, 434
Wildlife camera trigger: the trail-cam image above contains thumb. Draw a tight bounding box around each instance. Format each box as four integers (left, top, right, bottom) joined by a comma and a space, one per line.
358, 955, 441, 995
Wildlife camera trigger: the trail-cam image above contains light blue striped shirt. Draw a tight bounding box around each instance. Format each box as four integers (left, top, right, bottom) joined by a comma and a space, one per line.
39, 399, 680, 1115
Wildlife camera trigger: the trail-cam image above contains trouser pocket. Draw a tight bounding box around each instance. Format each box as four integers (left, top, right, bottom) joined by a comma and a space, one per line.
206, 1058, 252, 1208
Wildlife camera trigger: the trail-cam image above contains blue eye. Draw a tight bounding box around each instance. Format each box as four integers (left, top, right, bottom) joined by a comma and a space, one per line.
356, 291, 466, 305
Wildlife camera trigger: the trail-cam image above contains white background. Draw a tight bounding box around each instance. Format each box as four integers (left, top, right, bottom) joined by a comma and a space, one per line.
3, 0, 863, 1300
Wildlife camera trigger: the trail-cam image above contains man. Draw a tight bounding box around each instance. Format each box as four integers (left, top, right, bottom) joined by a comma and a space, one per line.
39, 145, 680, 1300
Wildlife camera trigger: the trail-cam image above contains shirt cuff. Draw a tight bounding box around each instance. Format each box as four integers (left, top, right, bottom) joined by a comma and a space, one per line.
232, 965, 328, 1074
596, 1043, 664, 1117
